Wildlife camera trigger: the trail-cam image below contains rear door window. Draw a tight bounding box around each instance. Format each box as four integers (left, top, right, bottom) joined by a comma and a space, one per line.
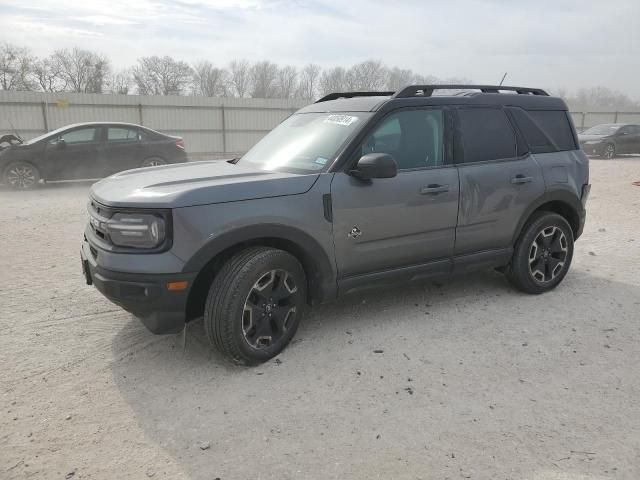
457, 108, 516, 163
107, 127, 141, 142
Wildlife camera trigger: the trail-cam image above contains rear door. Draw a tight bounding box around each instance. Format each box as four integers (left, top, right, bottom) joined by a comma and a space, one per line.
99, 126, 146, 175
43, 126, 101, 180
616, 125, 640, 154
331, 107, 459, 287
454, 106, 545, 255
632, 125, 640, 153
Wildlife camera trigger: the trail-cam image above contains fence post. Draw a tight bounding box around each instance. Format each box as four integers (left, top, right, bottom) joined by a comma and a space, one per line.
138, 103, 143, 126
614, 111, 619, 123
581, 112, 586, 131
221, 104, 227, 155
41, 101, 49, 132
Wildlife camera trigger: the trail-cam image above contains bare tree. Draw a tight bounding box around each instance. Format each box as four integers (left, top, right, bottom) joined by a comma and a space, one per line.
276, 65, 297, 98
249, 61, 278, 98
566, 86, 640, 112
132, 56, 192, 95
297, 63, 321, 99
319, 66, 349, 96
192, 61, 230, 97
0, 43, 37, 91
51, 48, 110, 93
386, 67, 416, 91
33, 57, 65, 92
229, 59, 250, 98
107, 69, 132, 95
348, 60, 388, 91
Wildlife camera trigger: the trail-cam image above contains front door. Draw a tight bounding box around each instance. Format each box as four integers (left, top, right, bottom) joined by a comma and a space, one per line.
44, 126, 101, 180
331, 108, 459, 288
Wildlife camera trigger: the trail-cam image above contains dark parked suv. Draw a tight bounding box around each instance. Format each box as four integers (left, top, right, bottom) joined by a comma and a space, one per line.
81, 85, 590, 365
0, 122, 186, 189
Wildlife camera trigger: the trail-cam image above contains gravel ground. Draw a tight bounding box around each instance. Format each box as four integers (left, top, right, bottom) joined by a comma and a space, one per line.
1, 158, 640, 480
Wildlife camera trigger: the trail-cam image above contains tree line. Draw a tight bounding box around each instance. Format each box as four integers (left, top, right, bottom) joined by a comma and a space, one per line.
1, 43, 638, 110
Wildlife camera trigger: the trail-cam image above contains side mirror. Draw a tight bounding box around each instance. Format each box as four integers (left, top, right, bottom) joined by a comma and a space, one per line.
351, 153, 397, 179
56, 139, 67, 149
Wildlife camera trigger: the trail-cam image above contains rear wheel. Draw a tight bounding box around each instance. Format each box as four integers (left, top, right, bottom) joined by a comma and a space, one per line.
506, 211, 574, 294
140, 157, 166, 167
3, 162, 41, 189
204, 247, 307, 365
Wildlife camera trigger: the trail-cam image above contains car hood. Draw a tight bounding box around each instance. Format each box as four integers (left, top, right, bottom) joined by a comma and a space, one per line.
578, 134, 609, 142
90, 160, 320, 208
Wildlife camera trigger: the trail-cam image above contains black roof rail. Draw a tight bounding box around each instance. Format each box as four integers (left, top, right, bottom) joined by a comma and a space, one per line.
315, 91, 395, 103
393, 85, 549, 98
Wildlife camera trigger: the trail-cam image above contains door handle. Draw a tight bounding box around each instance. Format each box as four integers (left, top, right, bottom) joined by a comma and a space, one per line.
511, 175, 533, 184
420, 184, 449, 195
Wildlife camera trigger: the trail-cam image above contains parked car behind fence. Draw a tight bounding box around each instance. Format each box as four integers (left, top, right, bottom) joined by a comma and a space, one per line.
578, 123, 640, 159
0, 122, 187, 189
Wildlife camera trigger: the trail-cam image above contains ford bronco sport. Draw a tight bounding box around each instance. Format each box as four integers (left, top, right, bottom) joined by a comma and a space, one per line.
81, 85, 590, 365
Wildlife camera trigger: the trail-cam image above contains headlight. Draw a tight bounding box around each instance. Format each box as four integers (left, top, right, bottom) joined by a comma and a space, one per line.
106, 212, 166, 248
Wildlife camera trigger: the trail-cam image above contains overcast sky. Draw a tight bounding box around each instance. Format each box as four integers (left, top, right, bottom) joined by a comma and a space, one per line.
2, 0, 640, 98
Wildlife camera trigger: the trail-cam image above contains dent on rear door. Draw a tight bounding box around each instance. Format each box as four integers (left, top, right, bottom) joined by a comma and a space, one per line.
455, 155, 545, 254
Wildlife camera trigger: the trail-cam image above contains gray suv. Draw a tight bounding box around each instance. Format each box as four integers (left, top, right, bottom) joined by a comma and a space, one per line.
81, 85, 590, 365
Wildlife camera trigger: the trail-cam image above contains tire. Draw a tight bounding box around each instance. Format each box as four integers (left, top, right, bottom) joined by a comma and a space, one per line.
602, 143, 616, 159
3, 162, 41, 190
506, 211, 574, 294
140, 157, 166, 167
204, 247, 307, 365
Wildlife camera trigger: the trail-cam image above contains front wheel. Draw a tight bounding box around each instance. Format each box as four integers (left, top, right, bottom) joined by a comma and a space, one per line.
506, 212, 574, 294
602, 143, 616, 159
3, 162, 41, 189
204, 247, 307, 365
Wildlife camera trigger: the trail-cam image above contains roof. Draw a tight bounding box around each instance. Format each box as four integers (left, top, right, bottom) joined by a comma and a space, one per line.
299, 85, 568, 114
60, 121, 146, 128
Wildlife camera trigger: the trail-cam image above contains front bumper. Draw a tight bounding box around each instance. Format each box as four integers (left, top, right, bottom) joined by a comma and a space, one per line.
580, 143, 605, 156
81, 240, 195, 334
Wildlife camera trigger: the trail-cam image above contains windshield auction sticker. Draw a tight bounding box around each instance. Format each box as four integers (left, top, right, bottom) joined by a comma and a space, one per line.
323, 115, 359, 126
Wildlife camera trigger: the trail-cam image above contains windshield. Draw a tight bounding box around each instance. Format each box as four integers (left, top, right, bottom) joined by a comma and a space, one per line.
238, 112, 371, 173
582, 124, 620, 135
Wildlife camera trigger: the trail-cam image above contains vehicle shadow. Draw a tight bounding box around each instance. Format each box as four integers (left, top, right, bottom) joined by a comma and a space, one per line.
0, 179, 96, 192
110, 268, 640, 479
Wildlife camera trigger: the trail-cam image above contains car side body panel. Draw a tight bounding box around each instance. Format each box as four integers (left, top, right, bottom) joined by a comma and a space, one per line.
175, 173, 338, 302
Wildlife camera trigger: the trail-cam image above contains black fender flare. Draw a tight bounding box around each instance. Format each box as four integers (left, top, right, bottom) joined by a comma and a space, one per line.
183, 223, 337, 302
511, 188, 584, 243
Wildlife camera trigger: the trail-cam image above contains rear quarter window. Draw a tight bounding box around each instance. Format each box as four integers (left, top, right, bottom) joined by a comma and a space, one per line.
526, 110, 577, 151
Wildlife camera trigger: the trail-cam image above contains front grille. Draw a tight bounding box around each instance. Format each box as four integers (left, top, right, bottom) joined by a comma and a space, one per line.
87, 199, 115, 248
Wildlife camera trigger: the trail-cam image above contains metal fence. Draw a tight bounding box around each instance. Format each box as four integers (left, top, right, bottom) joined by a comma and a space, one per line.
2, 91, 640, 158
0, 91, 307, 160
570, 111, 640, 132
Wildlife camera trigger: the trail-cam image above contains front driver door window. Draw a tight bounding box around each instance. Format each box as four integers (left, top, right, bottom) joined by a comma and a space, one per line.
45, 127, 99, 180
330, 108, 459, 286
362, 109, 444, 169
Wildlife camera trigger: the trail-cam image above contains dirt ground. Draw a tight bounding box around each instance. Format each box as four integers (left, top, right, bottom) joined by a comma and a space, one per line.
1, 158, 640, 480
